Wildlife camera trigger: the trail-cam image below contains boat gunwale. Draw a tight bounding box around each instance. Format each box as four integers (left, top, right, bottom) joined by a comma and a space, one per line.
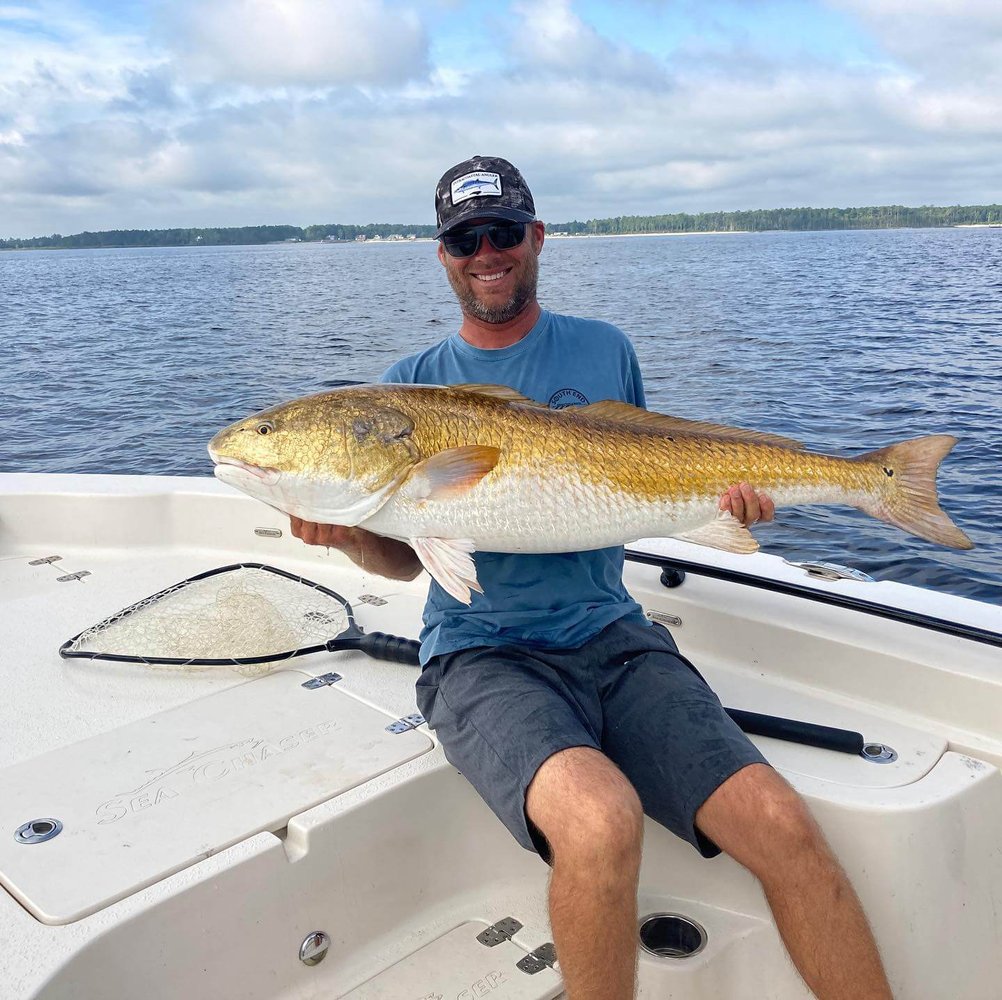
626, 548, 1002, 648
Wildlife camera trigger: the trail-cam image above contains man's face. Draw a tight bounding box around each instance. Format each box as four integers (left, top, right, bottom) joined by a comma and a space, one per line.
438, 219, 545, 324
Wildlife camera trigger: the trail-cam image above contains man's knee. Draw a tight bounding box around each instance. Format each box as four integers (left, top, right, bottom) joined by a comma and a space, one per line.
697, 764, 828, 875
527, 747, 644, 864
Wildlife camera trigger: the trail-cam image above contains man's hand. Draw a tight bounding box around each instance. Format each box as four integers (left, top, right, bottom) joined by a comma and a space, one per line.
289, 517, 355, 549
718, 483, 775, 528
288, 517, 423, 581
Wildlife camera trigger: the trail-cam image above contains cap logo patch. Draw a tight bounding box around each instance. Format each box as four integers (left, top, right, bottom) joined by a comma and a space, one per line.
451, 171, 502, 205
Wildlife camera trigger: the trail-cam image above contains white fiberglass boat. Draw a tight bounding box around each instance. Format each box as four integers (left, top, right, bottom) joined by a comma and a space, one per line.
1, 472, 1000, 1000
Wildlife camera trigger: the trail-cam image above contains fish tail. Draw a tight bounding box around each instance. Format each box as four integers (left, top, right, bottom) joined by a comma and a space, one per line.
857, 435, 973, 550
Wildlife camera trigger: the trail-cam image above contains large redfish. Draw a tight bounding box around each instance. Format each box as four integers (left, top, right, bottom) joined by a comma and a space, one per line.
208, 383, 972, 603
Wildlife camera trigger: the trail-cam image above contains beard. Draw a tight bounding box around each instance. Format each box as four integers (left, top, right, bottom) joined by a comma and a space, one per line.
446, 247, 539, 324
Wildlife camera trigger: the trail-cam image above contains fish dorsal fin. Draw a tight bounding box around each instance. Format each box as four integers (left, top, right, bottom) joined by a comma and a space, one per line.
450, 384, 548, 407
673, 513, 760, 554
407, 446, 501, 501
569, 400, 804, 449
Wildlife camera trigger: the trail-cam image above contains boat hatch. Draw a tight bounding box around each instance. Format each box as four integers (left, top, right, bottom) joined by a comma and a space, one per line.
340, 920, 562, 999
0, 670, 432, 925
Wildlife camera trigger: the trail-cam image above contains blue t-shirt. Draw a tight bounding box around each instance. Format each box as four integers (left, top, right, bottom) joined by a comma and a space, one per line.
381, 309, 650, 662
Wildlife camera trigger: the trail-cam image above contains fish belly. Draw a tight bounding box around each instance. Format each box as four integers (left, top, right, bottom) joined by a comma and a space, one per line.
362, 468, 728, 552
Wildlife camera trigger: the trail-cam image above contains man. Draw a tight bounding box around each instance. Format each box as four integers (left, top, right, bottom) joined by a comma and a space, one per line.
291, 156, 893, 1000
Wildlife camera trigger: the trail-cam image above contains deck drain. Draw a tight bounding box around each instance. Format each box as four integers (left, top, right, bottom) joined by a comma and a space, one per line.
639, 913, 707, 959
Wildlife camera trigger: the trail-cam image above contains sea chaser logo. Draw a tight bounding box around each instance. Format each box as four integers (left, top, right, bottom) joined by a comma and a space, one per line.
94, 721, 339, 825
549, 388, 589, 409
451, 171, 502, 205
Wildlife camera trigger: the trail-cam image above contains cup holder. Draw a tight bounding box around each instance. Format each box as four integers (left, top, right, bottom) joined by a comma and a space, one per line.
639, 912, 707, 959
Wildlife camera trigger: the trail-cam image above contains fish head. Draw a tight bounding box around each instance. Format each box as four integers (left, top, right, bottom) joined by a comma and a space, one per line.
208, 389, 419, 525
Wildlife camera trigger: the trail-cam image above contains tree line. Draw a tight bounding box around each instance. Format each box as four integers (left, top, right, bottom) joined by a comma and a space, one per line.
547, 204, 1002, 235
2, 205, 1000, 250
0, 222, 438, 250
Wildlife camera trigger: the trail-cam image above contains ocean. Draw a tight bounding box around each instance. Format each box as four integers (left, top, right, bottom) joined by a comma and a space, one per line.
1, 227, 999, 604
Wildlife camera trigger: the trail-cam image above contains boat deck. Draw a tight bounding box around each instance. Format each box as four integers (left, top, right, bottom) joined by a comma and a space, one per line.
1, 474, 1000, 999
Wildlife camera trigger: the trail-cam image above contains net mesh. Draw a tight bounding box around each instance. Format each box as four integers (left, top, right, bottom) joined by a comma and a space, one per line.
63, 566, 350, 674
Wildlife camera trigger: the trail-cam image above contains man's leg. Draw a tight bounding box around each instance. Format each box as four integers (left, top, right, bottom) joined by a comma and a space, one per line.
526, 746, 643, 1000
416, 643, 639, 997
696, 763, 894, 1000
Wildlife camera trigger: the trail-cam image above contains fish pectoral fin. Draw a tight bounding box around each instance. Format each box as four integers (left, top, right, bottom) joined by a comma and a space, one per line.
411, 537, 483, 605
408, 446, 501, 501
570, 400, 804, 449
673, 513, 760, 554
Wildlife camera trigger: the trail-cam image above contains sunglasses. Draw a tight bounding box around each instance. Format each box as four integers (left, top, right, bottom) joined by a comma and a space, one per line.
441, 220, 527, 259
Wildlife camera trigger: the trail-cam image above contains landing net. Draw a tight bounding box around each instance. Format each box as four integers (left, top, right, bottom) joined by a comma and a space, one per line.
59, 563, 351, 674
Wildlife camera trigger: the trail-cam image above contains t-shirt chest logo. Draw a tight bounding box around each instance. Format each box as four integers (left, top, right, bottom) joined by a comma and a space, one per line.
548, 388, 589, 409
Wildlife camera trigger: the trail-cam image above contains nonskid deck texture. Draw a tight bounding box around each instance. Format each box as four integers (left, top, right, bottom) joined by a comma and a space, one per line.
0, 474, 1000, 1000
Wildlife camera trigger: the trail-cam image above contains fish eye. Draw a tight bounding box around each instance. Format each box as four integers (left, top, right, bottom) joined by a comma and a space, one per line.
257, 420, 275, 435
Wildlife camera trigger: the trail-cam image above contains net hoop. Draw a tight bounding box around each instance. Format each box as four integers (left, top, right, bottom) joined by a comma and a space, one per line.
59, 562, 356, 667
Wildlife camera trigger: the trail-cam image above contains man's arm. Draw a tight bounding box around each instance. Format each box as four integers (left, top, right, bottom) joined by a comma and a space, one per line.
289, 518, 423, 581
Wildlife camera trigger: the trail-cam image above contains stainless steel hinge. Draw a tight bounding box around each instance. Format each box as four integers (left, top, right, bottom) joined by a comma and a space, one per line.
517, 943, 557, 974
385, 713, 425, 734
57, 571, 91, 582
517, 945, 557, 977
476, 918, 556, 976
477, 918, 523, 947
29, 555, 62, 565
301, 672, 342, 689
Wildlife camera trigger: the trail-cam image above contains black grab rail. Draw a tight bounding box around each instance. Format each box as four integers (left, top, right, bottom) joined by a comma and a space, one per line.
625, 550, 1002, 649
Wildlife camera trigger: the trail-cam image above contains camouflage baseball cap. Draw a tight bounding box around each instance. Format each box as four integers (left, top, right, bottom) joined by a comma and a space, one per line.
434, 156, 536, 238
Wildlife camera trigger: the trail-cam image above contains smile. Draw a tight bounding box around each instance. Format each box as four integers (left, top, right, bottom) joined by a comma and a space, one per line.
472, 268, 511, 282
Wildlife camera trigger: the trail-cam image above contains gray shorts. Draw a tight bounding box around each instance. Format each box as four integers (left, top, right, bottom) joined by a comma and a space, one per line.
416, 616, 768, 860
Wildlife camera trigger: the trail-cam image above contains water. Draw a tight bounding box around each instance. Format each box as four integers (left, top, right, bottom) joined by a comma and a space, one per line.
1, 228, 1000, 605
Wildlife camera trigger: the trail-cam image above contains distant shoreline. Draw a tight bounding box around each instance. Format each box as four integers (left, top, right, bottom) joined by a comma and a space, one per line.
0, 230, 756, 252
12, 226, 1002, 252
547, 230, 749, 238
8, 226, 1002, 251
4, 204, 1000, 252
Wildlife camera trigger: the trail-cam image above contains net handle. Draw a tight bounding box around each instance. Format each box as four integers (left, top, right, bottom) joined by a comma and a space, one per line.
329, 631, 422, 666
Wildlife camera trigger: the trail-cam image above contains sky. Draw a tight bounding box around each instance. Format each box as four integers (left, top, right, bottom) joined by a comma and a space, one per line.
1, 0, 1000, 237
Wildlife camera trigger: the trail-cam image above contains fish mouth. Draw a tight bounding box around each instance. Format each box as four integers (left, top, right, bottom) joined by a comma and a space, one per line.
209, 452, 282, 486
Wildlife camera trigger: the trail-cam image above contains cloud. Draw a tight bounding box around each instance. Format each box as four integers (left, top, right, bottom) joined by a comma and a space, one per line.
511, 0, 669, 85
159, 0, 430, 87
1, 0, 1001, 238
4, 119, 165, 197
830, 0, 1002, 83
822, 1, 1002, 146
